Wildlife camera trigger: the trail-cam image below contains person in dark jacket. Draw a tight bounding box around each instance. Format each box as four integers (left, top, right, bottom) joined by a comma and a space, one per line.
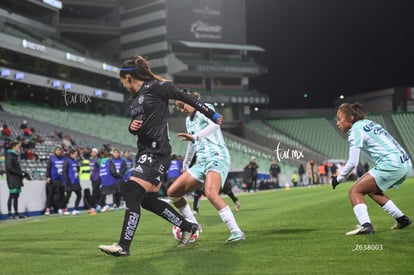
5, 142, 31, 219
88, 148, 100, 213
63, 149, 82, 215
96, 150, 123, 212
45, 146, 66, 215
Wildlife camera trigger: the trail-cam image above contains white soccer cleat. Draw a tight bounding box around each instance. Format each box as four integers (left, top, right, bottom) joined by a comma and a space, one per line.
177, 223, 199, 248
226, 231, 245, 243
234, 201, 241, 212
99, 243, 129, 257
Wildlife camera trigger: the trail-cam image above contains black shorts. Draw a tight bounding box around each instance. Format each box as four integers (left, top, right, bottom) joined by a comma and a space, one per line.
130, 153, 169, 186
101, 184, 120, 195
65, 183, 82, 192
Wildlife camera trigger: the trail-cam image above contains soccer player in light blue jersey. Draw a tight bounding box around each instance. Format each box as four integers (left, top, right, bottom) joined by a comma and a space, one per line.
332, 103, 412, 235
167, 91, 245, 243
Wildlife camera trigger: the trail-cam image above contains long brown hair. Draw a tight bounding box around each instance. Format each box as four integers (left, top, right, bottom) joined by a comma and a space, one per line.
119, 55, 167, 82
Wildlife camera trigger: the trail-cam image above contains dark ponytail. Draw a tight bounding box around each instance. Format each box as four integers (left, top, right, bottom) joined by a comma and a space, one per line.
119, 55, 166, 82
338, 102, 365, 123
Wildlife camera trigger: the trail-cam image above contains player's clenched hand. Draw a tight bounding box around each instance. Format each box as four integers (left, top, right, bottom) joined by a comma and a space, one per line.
130, 120, 143, 131
331, 176, 340, 190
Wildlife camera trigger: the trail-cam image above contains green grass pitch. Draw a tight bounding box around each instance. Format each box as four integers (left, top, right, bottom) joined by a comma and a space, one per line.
1, 178, 413, 274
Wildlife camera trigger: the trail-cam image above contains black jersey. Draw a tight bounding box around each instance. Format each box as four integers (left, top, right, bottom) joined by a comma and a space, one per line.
128, 80, 216, 157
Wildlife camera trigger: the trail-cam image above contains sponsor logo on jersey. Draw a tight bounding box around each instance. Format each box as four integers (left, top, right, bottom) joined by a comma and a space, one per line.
135, 165, 143, 173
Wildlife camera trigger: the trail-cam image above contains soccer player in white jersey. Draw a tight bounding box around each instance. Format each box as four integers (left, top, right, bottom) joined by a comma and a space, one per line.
167, 91, 245, 243
332, 102, 412, 235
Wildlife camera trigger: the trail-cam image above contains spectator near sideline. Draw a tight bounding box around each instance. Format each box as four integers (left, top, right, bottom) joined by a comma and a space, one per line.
96, 151, 123, 212
165, 154, 182, 191
306, 160, 317, 185
63, 149, 82, 215
242, 163, 252, 192
5, 142, 31, 219
269, 159, 281, 188
89, 148, 101, 212
111, 148, 126, 209
249, 157, 259, 191
123, 150, 134, 170
45, 146, 66, 216
298, 163, 306, 185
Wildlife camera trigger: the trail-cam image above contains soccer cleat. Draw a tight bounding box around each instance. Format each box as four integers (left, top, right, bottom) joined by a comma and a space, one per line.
45, 208, 50, 216
346, 223, 375, 235
391, 215, 412, 230
63, 208, 70, 215
96, 205, 102, 213
101, 205, 110, 213
99, 243, 130, 257
197, 223, 203, 234
226, 231, 245, 243
58, 209, 63, 216
234, 201, 241, 212
88, 208, 97, 215
72, 210, 80, 215
177, 223, 199, 248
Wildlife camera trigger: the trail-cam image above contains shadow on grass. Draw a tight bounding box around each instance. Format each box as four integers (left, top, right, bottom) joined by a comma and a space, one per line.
110, 242, 243, 275
249, 228, 315, 234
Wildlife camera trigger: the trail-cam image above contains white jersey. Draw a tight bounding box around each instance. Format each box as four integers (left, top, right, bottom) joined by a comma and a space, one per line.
186, 104, 230, 162
348, 119, 411, 169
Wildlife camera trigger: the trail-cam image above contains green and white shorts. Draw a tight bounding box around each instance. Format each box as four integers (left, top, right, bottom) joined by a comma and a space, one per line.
187, 156, 230, 188
369, 161, 412, 191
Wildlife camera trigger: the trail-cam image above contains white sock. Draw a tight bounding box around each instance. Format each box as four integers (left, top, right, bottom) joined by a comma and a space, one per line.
179, 203, 198, 224
218, 205, 241, 233
382, 200, 404, 219
353, 203, 371, 225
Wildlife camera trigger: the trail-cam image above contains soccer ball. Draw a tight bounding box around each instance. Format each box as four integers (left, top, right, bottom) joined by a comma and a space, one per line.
172, 225, 199, 243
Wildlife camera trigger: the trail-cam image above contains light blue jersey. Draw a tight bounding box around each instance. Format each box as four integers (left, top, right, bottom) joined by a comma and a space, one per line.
349, 120, 410, 169
349, 119, 412, 190
185, 104, 230, 186
186, 104, 230, 163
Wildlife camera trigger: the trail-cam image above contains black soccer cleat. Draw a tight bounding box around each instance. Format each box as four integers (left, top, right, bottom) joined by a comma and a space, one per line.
391, 215, 412, 230
346, 222, 375, 235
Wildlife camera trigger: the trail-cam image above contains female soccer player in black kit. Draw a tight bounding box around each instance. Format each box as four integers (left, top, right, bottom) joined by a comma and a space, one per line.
99, 55, 222, 256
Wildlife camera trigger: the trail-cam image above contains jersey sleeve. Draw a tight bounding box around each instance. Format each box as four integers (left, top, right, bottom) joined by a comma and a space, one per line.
182, 142, 195, 171
192, 112, 220, 140
337, 147, 361, 182
156, 82, 219, 122
349, 125, 364, 149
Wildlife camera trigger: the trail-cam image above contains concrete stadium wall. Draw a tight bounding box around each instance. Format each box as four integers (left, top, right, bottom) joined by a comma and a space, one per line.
0, 179, 92, 220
